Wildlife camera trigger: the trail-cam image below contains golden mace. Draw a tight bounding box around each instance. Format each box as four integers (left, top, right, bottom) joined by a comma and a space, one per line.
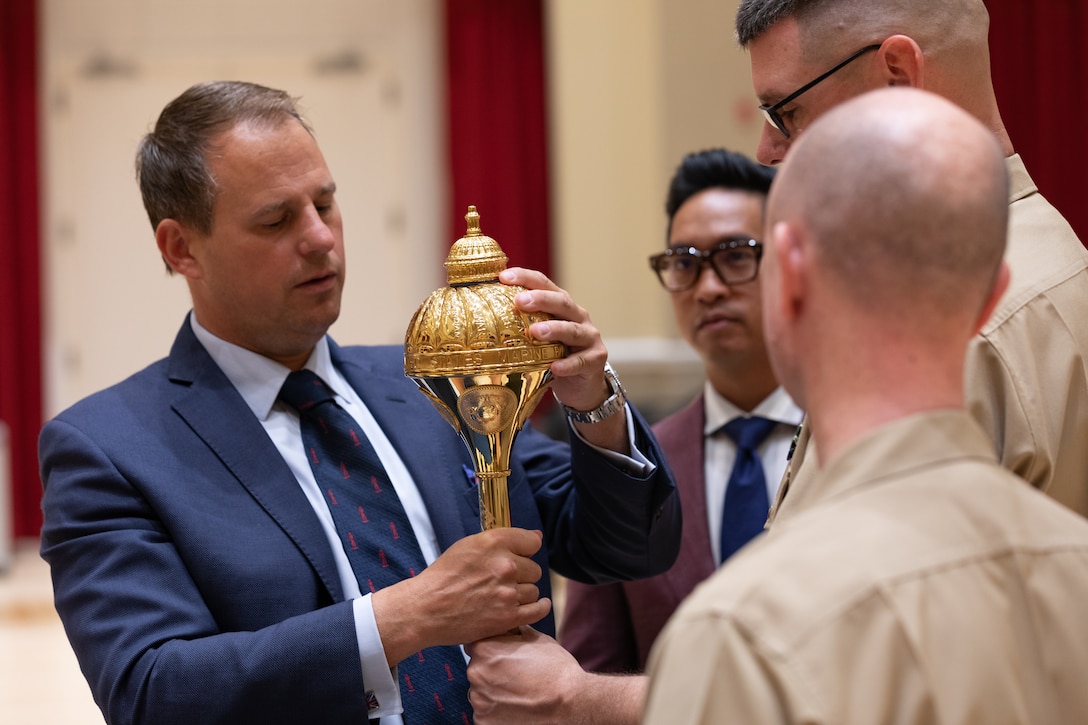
403, 206, 565, 530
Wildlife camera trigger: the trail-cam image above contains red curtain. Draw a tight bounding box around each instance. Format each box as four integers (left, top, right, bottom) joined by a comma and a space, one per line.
443, 0, 552, 276
0, 0, 43, 538
987, 0, 1088, 244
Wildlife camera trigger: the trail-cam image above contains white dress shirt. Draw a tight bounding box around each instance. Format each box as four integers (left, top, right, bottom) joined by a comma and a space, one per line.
701, 382, 803, 564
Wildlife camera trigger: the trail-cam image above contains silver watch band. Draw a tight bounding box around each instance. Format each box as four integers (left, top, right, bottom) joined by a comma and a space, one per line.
557, 362, 628, 424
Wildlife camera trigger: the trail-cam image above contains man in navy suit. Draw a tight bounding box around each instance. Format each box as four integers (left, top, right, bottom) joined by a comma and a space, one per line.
38, 80, 680, 725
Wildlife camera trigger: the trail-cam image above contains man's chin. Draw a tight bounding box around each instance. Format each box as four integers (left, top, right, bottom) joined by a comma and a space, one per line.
286, 306, 340, 344
696, 326, 750, 349
313, 297, 342, 327
702, 340, 761, 365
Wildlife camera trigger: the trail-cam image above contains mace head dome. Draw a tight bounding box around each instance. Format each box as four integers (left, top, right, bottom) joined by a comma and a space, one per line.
404, 206, 566, 377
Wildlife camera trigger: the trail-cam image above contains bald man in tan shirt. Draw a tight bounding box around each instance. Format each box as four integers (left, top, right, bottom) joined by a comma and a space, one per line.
643, 85, 1088, 725
466, 86, 1088, 725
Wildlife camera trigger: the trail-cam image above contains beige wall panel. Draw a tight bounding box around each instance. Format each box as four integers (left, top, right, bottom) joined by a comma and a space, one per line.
545, 0, 762, 416
545, 0, 668, 342
41, 0, 763, 421
42, 0, 445, 415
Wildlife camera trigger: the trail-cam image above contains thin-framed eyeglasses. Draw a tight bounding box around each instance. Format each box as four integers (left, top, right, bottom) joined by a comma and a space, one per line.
759, 44, 882, 138
649, 238, 763, 292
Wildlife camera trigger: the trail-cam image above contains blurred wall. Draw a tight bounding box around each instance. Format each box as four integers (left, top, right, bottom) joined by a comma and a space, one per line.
42, 0, 448, 415
545, 0, 761, 417
41, 0, 761, 422
547, 0, 760, 340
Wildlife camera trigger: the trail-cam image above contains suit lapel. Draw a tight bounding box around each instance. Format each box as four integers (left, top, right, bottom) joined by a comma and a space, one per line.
331, 344, 480, 551
653, 395, 716, 604
166, 322, 346, 602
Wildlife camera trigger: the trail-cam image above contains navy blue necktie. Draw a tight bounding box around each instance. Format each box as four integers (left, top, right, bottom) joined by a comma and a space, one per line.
720, 416, 777, 564
279, 370, 472, 724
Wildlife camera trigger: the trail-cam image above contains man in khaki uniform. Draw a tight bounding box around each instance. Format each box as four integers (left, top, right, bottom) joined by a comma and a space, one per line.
736, 0, 1088, 521
643, 86, 1088, 725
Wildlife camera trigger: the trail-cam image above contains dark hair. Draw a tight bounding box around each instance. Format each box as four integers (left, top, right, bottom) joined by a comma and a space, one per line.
665, 148, 776, 240
135, 81, 311, 253
735, 0, 825, 47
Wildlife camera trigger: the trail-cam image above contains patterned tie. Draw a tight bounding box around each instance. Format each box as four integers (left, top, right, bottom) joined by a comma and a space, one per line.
720, 416, 778, 564
278, 370, 472, 724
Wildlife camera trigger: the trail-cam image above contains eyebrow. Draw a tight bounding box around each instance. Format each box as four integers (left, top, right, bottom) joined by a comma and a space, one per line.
669, 234, 760, 249
252, 200, 289, 220
755, 79, 792, 107
252, 182, 338, 220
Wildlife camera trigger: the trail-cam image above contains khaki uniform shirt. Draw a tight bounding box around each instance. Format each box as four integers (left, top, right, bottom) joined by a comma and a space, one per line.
771, 155, 1088, 522
644, 410, 1088, 725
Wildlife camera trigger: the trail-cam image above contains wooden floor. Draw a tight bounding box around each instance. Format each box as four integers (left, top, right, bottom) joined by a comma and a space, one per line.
0, 539, 103, 724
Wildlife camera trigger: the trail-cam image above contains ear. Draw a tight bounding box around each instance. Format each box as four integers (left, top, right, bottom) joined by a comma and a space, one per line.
876, 35, 925, 88
770, 220, 807, 322
971, 260, 1010, 336
156, 219, 203, 279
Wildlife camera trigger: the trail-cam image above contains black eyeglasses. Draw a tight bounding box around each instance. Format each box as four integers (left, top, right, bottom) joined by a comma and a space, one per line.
649, 238, 763, 292
759, 44, 882, 139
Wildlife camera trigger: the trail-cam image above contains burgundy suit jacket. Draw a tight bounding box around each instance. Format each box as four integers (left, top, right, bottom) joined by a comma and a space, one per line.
559, 394, 716, 672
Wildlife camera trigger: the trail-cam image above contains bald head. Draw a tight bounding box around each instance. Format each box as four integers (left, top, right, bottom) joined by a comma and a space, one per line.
768, 87, 1007, 327
761, 87, 1009, 440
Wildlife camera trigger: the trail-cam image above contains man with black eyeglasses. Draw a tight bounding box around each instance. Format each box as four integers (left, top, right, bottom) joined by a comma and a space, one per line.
735, 0, 1088, 523
561, 148, 802, 676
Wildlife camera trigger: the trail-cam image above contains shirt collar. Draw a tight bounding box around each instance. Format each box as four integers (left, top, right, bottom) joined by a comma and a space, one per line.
794, 409, 998, 515
1005, 153, 1034, 205
188, 312, 341, 421
702, 380, 804, 436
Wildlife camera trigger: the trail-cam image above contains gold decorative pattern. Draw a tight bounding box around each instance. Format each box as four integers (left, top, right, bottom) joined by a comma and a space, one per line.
404, 205, 566, 377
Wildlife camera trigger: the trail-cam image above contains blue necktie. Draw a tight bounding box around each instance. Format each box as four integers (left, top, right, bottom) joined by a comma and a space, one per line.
279, 370, 472, 724
720, 416, 777, 564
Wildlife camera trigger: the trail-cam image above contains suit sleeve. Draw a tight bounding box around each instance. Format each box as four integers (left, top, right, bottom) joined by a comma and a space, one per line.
559, 579, 640, 673
39, 417, 368, 725
512, 403, 681, 585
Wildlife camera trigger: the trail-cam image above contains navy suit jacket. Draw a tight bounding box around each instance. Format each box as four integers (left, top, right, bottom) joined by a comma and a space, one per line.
39, 319, 680, 725
560, 394, 712, 672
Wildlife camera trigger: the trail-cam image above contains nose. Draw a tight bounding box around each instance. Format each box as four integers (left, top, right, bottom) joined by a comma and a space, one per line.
756, 122, 791, 166
299, 204, 339, 256
693, 260, 733, 301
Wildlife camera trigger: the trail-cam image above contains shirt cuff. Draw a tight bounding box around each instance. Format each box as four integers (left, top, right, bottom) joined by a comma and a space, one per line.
353, 595, 403, 718
569, 405, 655, 477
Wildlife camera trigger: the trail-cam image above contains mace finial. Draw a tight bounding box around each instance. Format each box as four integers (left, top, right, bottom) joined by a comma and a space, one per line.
465, 205, 482, 236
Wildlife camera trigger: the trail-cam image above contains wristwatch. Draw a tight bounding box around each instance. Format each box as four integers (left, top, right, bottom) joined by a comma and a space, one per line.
557, 362, 628, 424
